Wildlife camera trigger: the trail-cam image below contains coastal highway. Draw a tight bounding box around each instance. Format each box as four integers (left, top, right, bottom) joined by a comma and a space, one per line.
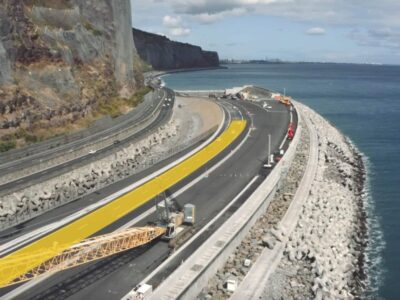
0, 95, 295, 299
0, 87, 175, 195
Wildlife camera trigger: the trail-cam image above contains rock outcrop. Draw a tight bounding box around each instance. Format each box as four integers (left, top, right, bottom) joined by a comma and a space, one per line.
132, 28, 219, 70
0, 0, 137, 141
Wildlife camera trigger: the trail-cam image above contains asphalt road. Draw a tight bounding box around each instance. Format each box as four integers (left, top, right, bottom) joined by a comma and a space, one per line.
2, 97, 295, 300
0, 88, 175, 195
0, 94, 227, 252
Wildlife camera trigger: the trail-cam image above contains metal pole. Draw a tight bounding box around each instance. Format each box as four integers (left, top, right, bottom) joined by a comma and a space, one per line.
268, 134, 271, 161
163, 191, 169, 222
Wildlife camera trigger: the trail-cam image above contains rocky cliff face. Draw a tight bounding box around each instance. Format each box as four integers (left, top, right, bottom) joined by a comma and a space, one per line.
0, 0, 137, 143
132, 28, 219, 70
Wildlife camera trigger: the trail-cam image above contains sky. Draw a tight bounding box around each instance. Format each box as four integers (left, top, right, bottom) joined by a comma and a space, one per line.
130, 0, 400, 65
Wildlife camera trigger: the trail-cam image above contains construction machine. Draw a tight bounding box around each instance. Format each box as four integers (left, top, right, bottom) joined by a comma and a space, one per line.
0, 195, 196, 289
279, 95, 292, 107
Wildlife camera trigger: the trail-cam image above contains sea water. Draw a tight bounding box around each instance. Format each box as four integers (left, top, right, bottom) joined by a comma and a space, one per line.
163, 63, 400, 299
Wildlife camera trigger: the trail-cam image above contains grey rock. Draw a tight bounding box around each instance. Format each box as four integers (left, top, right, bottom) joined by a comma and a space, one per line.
133, 28, 219, 70
262, 235, 276, 249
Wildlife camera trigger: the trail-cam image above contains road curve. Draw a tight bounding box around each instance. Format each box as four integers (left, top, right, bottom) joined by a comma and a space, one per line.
0, 88, 173, 195
0, 92, 294, 300
0, 120, 246, 288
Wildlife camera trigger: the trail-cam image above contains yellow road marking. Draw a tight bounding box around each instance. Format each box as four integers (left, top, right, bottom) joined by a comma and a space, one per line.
0, 120, 246, 287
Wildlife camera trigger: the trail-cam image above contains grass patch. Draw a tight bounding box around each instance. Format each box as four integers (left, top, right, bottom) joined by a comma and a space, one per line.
133, 53, 153, 86
25, 0, 74, 9
0, 140, 16, 153
83, 22, 103, 36
133, 53, 153, 73
97, 86, 152, 118
15, 128, 39, 143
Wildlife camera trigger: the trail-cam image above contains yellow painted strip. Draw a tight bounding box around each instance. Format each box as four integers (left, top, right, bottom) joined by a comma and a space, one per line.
0, 120, 246, 287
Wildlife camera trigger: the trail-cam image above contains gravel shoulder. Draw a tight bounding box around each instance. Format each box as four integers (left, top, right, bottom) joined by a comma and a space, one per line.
174, 96, 223, 136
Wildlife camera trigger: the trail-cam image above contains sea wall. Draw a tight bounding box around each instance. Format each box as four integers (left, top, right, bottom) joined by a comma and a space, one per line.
192, 99, 366, 300
199, 112, 310, 299
150, 97, 303, 300
132, 28, 219, 70
222, 101, 366, 300
261, 103, 366, 299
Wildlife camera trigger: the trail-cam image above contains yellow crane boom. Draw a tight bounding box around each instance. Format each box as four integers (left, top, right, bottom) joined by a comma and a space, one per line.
0, 226, 166, 288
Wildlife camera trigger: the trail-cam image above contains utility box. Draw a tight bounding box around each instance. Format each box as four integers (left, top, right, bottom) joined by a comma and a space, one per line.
225, 279, 237, 292
137, 284, 152, 298
125, 283, 153, 300
243, 259, 252, 267
183, 204, 195, 225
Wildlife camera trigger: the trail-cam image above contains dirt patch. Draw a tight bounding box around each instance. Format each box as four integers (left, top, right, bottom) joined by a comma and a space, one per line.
174, 96, 223, 137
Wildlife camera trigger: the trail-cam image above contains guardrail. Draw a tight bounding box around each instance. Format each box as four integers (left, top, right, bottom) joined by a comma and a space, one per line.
0, 88, 168, 190
0, 88, 160, 165
150, 103, 303, 300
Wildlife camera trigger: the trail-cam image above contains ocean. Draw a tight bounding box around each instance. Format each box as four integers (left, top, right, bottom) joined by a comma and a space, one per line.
163, 63, 400, 299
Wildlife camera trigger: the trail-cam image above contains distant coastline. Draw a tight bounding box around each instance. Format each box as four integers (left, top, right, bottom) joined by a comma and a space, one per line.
220, 60, 398, 67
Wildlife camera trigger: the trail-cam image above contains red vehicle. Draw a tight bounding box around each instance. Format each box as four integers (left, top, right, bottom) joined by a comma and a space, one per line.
287, 122, 295, 140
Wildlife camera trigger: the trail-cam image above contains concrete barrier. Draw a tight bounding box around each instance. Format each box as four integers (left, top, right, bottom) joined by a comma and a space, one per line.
150, 103, 303, 300
175, 90, 225, 98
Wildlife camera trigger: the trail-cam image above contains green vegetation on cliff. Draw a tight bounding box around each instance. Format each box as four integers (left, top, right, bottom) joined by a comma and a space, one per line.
0, 86, 151, 151
98, 86, 152, 118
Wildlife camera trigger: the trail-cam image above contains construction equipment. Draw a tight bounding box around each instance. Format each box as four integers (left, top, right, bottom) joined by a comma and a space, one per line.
0, 226, 165, 288
279, 95, 292, 107
158, 204, 191, 240
0, 190, 196, 289
154, 190, 196, 239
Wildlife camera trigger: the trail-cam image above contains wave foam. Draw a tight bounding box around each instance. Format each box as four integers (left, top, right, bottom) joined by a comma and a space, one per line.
347, 139, 385, 299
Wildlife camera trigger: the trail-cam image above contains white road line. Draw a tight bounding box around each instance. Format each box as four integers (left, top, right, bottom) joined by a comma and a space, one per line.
279, 133, 287, 150
1, 101, 250, 299
0, 104, 231, 300
118, 106, 249, 232
0, 105, 227, 257
0, 89, 166, 187
137, 175, 260, 290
